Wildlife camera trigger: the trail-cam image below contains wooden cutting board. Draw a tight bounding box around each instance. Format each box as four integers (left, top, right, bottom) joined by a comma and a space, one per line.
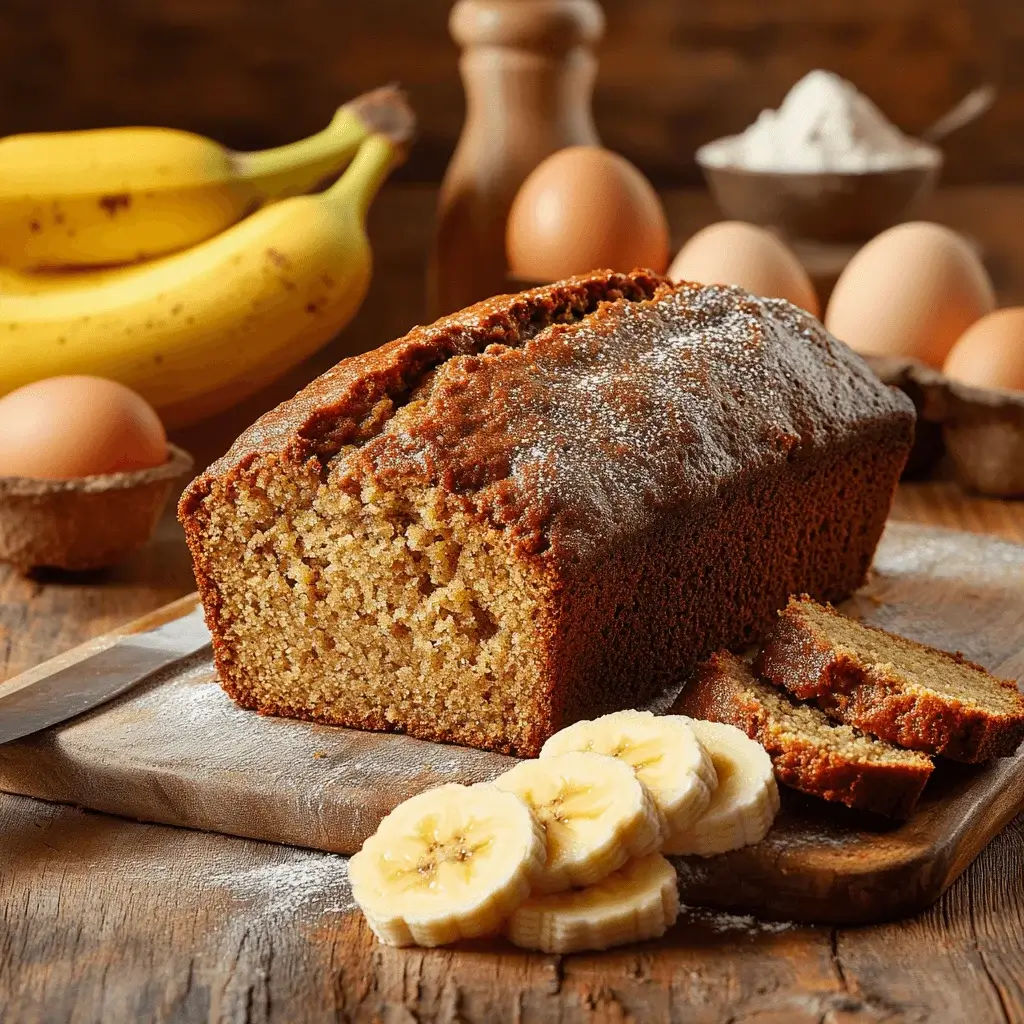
2, 522, 1023, 925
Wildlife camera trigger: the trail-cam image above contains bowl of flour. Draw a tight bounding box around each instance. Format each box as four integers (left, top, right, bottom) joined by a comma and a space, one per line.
697, 70, 942, 243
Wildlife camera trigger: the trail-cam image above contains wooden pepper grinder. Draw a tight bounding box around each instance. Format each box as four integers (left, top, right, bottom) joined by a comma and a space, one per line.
429, 0, 604, 316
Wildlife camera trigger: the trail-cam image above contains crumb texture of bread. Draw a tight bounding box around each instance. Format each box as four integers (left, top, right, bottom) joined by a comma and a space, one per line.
181, 270, 915, 757
756, 597, 1024, 762
190, 467, 554, 755
675, 652, 933, 818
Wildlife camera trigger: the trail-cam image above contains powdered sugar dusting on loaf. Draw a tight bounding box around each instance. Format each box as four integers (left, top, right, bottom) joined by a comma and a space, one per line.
353, 280, 912, 559
503, 282, 902, 555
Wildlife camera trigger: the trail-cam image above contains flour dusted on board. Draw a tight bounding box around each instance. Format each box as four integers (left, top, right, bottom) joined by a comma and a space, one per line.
698, 70, 940, 174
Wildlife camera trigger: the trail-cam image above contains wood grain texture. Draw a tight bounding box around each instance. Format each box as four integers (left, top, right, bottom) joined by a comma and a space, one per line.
2, 790, 1022, 1023
2, 524, 1023, 928
0, 0, 1020, 186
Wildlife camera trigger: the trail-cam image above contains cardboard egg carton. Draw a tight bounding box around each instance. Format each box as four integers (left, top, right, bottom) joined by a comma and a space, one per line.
868, 356, 1024, 498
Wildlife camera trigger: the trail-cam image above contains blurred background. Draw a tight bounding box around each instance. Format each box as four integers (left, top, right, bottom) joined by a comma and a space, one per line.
2, 0, 1019, 185
1, 0, 1020, 185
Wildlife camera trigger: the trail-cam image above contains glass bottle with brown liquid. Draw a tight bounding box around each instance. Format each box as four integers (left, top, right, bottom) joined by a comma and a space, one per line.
429, 0, 604, 317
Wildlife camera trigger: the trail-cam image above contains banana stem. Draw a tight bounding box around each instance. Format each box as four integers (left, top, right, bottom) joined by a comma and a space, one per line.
325, 134, 399, 222
232, 107, 367, 199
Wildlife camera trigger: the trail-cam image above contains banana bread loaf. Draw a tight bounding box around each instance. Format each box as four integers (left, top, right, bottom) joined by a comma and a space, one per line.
756, 597, 1024, 762
179, 269, 915, 756
674, 651, 934, 818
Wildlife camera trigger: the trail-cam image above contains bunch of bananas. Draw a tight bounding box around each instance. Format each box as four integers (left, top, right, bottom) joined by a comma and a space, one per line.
0, 87, 414, 427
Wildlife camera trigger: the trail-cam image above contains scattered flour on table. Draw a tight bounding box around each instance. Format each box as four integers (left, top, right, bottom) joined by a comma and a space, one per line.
164, 670, 238, 719
698, 69, 939, 173
672, 857, 710, 885
209, 851, 356, 915
767, 826, 854, 850
680, 905, 796, 935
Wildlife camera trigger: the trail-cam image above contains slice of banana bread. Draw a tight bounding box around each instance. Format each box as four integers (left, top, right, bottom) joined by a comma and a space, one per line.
179, 269, 914, 757
674, 651, 934, 818
755, 597, 1024, 762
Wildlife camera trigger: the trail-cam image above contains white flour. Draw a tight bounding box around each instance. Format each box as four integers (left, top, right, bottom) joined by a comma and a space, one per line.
209, 851, 356, 915
680, 905, 796, 935
698, 70, 939, 173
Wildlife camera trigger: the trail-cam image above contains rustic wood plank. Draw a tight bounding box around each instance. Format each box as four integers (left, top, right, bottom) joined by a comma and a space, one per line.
890, 482, 1024, 543
3, 791, 1021, 1022
830, 813, 1024, 1024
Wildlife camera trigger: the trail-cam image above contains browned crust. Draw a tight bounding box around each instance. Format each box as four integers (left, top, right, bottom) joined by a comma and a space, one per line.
180, 269, 913, 559
178, 286, 644, 758
766, 743, 931, 819
674, 652, 933, 819
178, 272, 665, 756
178, 269, 664, 522
756, 597, 1024, 762
178, 450, 247, 731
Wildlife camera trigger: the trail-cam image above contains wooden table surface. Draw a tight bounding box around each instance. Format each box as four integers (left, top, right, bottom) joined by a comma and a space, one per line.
3, 187, 1024, 1024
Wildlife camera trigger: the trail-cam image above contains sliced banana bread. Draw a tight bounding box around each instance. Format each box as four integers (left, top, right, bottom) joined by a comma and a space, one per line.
674, 651, 934, 818
180, 269, 914, 757
756, 597, 1024, 763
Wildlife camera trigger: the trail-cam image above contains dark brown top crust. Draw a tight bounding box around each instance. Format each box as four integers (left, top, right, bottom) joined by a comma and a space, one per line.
181, 269, 914, 560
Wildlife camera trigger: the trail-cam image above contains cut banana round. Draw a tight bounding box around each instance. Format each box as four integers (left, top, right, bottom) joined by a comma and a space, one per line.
663, 720, 780, 857
349, 783, 545, 947
493, 751, 665, 894
507, 853, 680, 954
540, 711, 717, 834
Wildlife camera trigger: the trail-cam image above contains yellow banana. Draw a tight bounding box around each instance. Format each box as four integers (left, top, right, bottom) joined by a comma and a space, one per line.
0, 131, 407, 428
0, 264, 129, 296
0, 85, 410, 269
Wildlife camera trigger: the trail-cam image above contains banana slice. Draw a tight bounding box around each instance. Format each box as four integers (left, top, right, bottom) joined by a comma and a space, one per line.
349, 783, 545, 947
540, 711, 717, 834
493, 751, 665, 894
507, 853, 680, 954
663, 720, 780, 856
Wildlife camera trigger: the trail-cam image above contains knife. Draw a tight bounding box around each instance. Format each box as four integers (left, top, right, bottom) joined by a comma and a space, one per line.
0, 605, 211, 745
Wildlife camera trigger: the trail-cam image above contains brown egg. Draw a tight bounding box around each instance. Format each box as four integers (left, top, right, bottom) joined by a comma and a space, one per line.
668, 221, 819, 317
0, 376, 167, 479
506, 146, 669, 281
943, 308, 1024, 393
825, 222, 995, 368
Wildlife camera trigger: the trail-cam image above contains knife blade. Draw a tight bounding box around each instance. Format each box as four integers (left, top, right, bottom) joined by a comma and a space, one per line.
0, 606, 211, 745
